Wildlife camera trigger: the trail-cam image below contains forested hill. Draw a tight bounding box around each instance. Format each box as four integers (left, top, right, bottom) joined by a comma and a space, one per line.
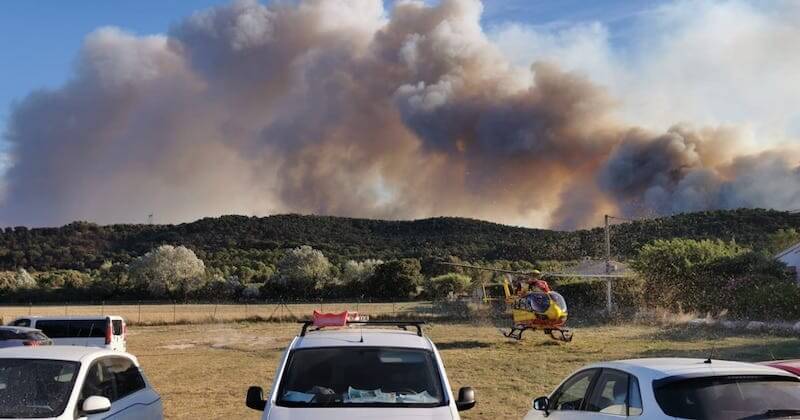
1, 208, 798, 271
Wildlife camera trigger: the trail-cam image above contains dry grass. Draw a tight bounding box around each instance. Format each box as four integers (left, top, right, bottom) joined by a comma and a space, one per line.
126, 321, 800, 420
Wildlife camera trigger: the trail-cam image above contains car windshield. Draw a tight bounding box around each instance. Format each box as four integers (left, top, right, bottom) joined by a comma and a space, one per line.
654, 375, 800, 419
277, 347, 445, 407
0, 359, 79, 418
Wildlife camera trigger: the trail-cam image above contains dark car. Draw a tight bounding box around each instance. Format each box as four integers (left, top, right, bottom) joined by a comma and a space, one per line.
0, 326, 53, 348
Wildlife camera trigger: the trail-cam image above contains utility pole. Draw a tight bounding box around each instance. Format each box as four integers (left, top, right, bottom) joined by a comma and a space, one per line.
604, 214, 612, 314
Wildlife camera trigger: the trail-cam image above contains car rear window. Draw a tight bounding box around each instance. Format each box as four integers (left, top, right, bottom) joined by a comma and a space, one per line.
654, 375, 800, 419
0, 330, 26, 340
277, 347, 445, 407
35, 320, 107, 338
26, 331, 49, 341
112, 320, 123, 335
10, 319, 30, 328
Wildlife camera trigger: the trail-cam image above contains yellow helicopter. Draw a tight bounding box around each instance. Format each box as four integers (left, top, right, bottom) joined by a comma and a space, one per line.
439, 262, 616, 342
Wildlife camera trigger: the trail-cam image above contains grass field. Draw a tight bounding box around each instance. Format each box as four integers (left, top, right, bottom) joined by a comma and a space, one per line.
125, 321, 800, 420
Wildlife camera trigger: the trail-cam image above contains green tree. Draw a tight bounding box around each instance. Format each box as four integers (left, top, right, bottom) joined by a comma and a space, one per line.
768, 228, 800, 254
365, 260, 422, 300
129, 245, 206, 300
340, 259, 383, 287
270, 246, 332, 297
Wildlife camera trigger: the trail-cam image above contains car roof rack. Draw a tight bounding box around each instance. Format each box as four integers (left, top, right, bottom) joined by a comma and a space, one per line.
299, 320, 426, 337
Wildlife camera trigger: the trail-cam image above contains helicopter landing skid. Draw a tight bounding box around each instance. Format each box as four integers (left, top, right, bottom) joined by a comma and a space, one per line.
503, 326, 526, 340
503, 325, 574, 342
547, 328, 574, 342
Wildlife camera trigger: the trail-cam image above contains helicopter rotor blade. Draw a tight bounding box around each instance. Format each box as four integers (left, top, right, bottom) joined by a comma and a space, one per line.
438, 262, 538, 276
540, 272, 633, 278
439, 262, 632, 278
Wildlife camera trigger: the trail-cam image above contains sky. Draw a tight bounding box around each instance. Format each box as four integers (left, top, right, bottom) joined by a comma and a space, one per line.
1, 0, 799, 229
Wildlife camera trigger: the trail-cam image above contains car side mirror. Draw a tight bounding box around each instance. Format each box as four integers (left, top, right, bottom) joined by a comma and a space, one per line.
82, 396, 111, 415
533, 396, 550, 414
246, 386, 267, 411
456, 387, 476, 411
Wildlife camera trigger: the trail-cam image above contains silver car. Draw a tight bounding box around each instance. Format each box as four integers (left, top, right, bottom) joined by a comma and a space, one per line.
0, 326, 53, 348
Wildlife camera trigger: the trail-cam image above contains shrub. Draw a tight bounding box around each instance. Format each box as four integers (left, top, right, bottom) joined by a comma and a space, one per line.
556, 277, 643, 315
426, 273, 471, 300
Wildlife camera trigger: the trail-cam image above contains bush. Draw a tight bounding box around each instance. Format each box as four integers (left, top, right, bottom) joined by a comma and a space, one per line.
556, 277, 643, 315
632, 238, 798, 318
426, 273, 471, 300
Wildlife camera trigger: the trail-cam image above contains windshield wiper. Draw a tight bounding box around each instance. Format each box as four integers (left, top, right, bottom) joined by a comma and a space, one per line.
740, 409, 800, 419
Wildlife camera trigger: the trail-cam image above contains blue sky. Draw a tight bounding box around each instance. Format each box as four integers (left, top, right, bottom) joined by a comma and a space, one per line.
0, 0, 667, 141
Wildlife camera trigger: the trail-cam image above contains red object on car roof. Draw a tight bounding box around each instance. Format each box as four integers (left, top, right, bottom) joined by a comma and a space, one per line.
761, 360, 800, 376
312, 311, 349, 327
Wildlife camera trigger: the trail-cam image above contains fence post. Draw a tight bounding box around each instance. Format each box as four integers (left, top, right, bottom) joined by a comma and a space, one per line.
101, 301, 105, 315
137, 301, 142, 324
392, 302, 396, 317
28, 302, 32, 315
65, 302, 69, 316
173, 302, 176, 323
213, 302, 218, 320
245, 303, 248, 318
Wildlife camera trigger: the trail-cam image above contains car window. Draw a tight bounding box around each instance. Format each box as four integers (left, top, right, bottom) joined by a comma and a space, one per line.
654, 375, 800, 418
35, 321, 70, 338
81, 360, 115, 402
551, 369, 598, 411
69, 320, 107, 338
0, 330, 26, 340
277, 347, 445, 407
37, 320, 106, 338
112, 320, 123, 336
587, 369, 629, 415
0, 359, 79, 418
26, 331, 49, 341
107, 357, 146, 400
11, 319, 30, 328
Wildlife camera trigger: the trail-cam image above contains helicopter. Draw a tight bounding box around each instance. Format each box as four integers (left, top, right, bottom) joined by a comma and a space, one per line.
439, 262, 627, 342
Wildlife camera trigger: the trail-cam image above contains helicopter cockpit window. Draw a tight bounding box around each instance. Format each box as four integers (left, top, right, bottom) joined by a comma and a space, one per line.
549, 292, 567, 312
525, 293, 551, 313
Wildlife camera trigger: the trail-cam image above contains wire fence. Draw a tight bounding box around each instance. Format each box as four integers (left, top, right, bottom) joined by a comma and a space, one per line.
0, 300, 476, 326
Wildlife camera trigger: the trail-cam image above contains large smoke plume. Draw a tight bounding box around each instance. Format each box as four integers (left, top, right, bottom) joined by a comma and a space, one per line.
2, 0, 800, 229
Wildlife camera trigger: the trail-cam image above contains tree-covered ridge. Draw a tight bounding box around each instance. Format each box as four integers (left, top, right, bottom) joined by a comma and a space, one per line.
1, 208, 799, 271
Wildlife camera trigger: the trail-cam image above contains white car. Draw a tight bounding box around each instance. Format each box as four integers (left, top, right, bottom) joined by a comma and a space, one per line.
524, 358, 800, 419
0, 346, 162, 419
246, 320, 476, 419
10, 316, 127, 352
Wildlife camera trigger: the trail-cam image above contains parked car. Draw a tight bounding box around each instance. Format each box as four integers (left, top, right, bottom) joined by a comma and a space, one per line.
0, 326, 53, 348
9, 316, 127, 351
761, 359, 800, 377
245, 319, 476, 419
524, 358, 800, 419
0, 345, 162, 419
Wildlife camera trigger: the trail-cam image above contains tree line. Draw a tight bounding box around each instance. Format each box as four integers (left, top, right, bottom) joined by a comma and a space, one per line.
1, 209, 799, 273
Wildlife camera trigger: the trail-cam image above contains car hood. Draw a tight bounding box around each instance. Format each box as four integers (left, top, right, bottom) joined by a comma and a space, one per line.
265, 406, 454, 420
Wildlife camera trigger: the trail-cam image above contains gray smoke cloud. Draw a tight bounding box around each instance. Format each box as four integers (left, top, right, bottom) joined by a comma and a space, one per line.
2, 0, 800, 229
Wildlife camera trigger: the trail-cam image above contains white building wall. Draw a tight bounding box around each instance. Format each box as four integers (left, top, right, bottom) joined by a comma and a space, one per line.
777, 249, 800, 284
